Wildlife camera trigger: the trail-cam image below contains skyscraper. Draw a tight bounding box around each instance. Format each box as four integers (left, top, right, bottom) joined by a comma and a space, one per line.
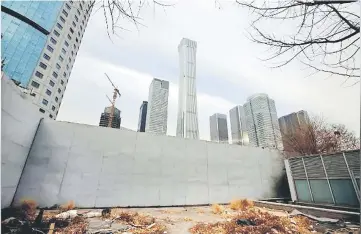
176, 38, 199, 139
137, 101, 148, 132
229, 105, 249, 145
145, 78, 169, 135
99, 106, 121, 129
209, 113, 229, 143
1, 1, 92, 119
279, 110, 310, 136
243, 93, 283, 149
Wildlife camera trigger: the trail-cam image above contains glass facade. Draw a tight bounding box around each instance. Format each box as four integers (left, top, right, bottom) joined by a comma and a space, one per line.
1, 1, 63, 86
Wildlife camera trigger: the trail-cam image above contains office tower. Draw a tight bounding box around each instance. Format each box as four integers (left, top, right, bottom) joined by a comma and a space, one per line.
99, 106, 121, 129
210, 113, 229, 143
279, 110, 310, 136
176, 38, 199, 139
1, 1, 92, 119
229, 105, 249, 145
145, 78, 169, 135
137, 101, 148, 132
243, 93, 283, 149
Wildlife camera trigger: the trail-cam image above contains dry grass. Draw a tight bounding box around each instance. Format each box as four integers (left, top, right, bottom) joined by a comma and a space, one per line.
60, 200, 75, 211
211, 203, 224, 214
20, 199, 37, 220
229, 199, 254, 211
189, 208, 313, 234
57, 216, 87, 234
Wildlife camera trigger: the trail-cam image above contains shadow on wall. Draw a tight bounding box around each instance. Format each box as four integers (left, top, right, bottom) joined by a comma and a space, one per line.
274, 169, 291, 198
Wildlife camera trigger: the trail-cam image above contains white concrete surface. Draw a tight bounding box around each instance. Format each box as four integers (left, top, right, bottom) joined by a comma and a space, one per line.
14, 119, 285, 208
1, 76, 43, 207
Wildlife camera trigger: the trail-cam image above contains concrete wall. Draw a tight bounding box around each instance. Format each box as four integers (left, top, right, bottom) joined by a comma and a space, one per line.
1, 76, 43, 207
14, 119, 285, 208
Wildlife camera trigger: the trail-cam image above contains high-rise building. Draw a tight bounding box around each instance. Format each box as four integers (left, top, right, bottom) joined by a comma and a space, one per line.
145, 78, 169, 135
176, 38, 199, 139
209, 113, 229, 143
99, 106, 121, 129
1, 1, 92, 119
243, 93, 283, 149
229, 105, 249, 145
279, 110, 310, 136
137, 101, 148, 132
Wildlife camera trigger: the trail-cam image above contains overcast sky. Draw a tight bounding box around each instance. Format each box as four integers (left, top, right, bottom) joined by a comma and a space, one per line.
56, 0, 360, 140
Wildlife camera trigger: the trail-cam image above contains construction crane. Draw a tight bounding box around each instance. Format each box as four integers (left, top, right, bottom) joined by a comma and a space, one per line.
104, 73, 121, 128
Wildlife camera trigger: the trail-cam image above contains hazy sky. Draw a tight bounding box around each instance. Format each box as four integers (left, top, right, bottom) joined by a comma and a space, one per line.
57, 0, 360, 140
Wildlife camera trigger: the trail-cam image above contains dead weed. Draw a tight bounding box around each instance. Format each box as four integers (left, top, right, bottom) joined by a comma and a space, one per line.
211, 204, 224, 214
60, 200, 75, 212
229, 199, 254, 211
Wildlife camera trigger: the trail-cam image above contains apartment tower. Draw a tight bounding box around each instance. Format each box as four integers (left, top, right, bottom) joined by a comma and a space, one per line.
145, 78, 169, 135
137, 101, 148, 132
278, 110, 310, 136
1, 1, 92, 119
229, 105, 249, 145
210, 113, 229, 143
176, 38, 199, 139
243, 93, 283, 149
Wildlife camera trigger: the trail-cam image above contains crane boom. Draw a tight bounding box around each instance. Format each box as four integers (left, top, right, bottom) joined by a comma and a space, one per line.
104, 73, 121, 128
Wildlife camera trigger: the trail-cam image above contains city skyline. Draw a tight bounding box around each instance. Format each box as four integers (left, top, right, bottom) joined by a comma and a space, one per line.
28, 0, 357, 140
1, 1, 92, 119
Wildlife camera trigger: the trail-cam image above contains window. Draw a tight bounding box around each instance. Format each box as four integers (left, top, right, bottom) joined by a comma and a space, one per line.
62, 9, 68, 17
49, 114, 53, 118
52, 106, 56, 111
56, 63, 61, 70
52, 72, 58, 78
61, 48, 66, 54
31, 81, 40, 88
61, 80, 64, 85
42, 99, 48, 106
58, 88, 61, 94
39, 108, 45, 113
59, 55, 64, 62
39, 62, 47, 69
71, 51, 74, 56
63, 72, 67, 77
77, 9, 80, 16
64, 41, 69, 47
66, 65, 69, 70
46, 89, 52, 96
65, 3, 71, 10
67, 34, 71, 40
54, 30, 60, 37
75, 37, 79, 43
60, 16, 65, 23
70, 28, 74, 34
56, 23, 63, 30
78, 31, 81, 37
72, 21, 76, 27
55, 97, 59, 102
73, 44, 76, 50
82, 20, 84, 25
47, 45, 54, 53
75, 15, 78, 22
50, 37, 57, 45
43, 53, 50, 60
70, 0, 73, 4
80, 25, 83, 31
80, 3, 83, 10
35, 71, 44, 78
49, 80, 55, 87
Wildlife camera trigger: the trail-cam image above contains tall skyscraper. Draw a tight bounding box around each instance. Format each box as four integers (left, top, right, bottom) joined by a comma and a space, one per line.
243, 93, 283, 149
145, 78, 169, 135
137, 101, 148, 132
229, 105, 249, 145
209, 113, 229, 143
279, 110, 310, 136
176, 38, 199, 139
99, 106, 121, 129
1, 1, 92, 119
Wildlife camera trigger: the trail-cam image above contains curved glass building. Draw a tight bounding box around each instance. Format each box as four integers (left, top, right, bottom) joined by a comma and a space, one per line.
1, 1, 92, 119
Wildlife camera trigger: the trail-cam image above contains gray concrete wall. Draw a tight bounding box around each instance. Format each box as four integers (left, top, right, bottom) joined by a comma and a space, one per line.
14, 119, 285, 208
1, 76, 43, 207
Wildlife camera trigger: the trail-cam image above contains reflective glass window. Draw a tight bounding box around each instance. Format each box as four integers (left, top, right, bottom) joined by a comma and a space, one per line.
35, 71, 43, 78
42, 99, 48, 105
70, 28, 74, 34
31, 81, 40, 88
56, 23, 63, 30
61, 80, 64, 85
54, 30, 60, 37
77, 9, 80, 16
62, 9, 68, 17
46, 89, 51, 96
58, 88, 61, 94
39, 108, 45, 113
39, 62, 47, 69
60, 16, 65, 23
43, 53, 50, 60
47, 45, 54, 53
64, 41, 69, 47
65, 3, 71, 10
67, 34, 71, 40
59, 55, 64, 62
75, 15, 78, 22
49, 80, 55, 87
72, 21, 76, 27
52, 71, 58, 78
61, 48, 66, 54
56, 63, 61, 69
63, 72, 67, 77
52, 106, 56, 111
55, 97, 58, 102
49, 114, 53, 118
50, 37, 57, 45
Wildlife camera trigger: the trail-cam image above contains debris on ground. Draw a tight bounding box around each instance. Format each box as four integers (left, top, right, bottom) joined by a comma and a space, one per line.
289, 209, 339, 223
211, 204, 224, 214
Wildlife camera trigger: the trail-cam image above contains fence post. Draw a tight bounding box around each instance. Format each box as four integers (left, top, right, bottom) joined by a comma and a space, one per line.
284, 159, 297, 202
320, 155, 336, 204
302, 158, 314, 202
343, 152, 360, 202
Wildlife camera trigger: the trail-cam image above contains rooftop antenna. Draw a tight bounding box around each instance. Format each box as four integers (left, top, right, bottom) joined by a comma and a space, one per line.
104, 73, 121, 128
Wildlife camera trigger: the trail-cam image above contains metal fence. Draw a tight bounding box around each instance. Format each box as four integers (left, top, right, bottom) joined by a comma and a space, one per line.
285, 150, 360, 207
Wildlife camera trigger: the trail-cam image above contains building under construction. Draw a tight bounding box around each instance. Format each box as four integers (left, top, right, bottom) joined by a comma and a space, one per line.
99, 106, 121, 129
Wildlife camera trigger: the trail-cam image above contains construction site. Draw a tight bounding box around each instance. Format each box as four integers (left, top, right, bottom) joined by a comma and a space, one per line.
1, 77, 360, 233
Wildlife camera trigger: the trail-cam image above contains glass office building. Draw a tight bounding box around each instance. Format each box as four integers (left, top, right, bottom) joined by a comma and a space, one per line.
1, 1, 63, 86
1, 1, 93, 119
